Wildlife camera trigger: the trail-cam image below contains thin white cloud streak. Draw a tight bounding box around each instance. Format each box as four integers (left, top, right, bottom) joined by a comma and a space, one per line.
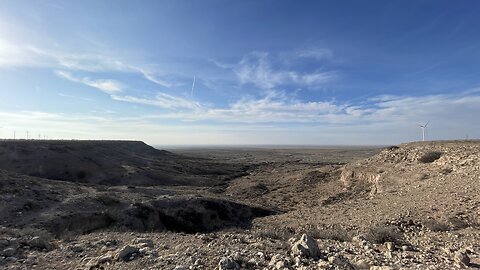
191, 76, 196, 96
58, 93, 95, 102
233, 52, 336, 89
0, 39, 53, 68
111, 93, 202, 110
296, 48, 333, 60
137, 69, 174, 88
54, 70, 123, 94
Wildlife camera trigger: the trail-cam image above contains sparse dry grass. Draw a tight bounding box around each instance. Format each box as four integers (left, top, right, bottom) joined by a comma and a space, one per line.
304, 225, 351, 242
423, 219, 450, 232
366, 225, 403, 244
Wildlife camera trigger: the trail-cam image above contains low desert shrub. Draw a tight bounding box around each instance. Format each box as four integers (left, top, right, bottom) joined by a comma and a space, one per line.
255, 228, 295, 240
423, 219, 450, 232
305, 226, 351, 242
448, 216, 470, 230
418, 151, 442, 163
299, 224, 352, 242
366, 225, 403, 244
96, 193, 121, 206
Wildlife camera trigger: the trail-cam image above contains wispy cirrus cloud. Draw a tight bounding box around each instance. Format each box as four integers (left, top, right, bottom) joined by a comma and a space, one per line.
55, 69, 201, 110
54, 70, 124, 94
138, 89, 480, 130
214, 51, 337, 90
0, 39, 53, 68
0, 35, 180, 89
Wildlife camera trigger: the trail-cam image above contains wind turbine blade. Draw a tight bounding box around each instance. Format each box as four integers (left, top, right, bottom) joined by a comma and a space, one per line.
424, 120, 429, 127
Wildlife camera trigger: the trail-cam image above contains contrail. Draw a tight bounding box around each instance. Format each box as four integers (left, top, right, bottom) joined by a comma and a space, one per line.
190, 76, 196, 96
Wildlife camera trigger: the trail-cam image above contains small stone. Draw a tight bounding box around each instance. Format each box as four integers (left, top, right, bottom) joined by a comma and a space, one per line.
354, 259, 370, 269
134, 238, 154, 248
7, 238, 19, 249
4, 256, 17, 263
218, 256, 240, 270
454, 251, 470, 267
385, 242, 394, 251
328, 255, 355, 270
174, 266, 187, 270
0, 239, 8, 247
269, 254, 290, 269
1, 247, 16, 257
352, 235, 366, 243
370, 266, 393, 270
71, 245, 84, 253
115, 245, 140, 261
275, 260, 287, 269
29, 236, 52, 250
97, 253, 114, 264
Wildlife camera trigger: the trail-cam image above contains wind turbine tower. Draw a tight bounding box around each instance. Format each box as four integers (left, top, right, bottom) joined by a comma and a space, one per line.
419, 121, 429, 141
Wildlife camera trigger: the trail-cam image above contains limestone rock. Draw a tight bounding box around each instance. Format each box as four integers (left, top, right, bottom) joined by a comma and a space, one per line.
291, 234, 321, 259
385, 241, 394, 251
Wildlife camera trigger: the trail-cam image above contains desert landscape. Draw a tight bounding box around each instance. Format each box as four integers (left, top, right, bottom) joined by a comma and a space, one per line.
0, 140, 478, 270
2, 1, 480, 269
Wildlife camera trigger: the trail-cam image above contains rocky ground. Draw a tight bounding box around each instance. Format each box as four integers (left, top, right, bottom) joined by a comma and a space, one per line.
0, 140, 479, 269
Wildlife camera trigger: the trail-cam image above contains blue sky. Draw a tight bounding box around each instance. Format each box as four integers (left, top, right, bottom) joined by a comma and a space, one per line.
0, 0, 479, 145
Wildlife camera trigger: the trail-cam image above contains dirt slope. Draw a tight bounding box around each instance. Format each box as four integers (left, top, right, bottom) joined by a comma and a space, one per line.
0, 140, 245, 186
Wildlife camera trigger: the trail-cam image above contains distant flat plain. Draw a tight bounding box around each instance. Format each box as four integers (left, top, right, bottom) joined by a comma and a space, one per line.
160, 145, 383, 165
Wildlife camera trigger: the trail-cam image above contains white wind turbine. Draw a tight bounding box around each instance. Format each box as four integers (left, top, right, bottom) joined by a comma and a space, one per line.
418, 121, 429, 141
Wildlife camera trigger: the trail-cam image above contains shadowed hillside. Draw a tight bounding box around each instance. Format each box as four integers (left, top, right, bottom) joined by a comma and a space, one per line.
0, 140, 246, 186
